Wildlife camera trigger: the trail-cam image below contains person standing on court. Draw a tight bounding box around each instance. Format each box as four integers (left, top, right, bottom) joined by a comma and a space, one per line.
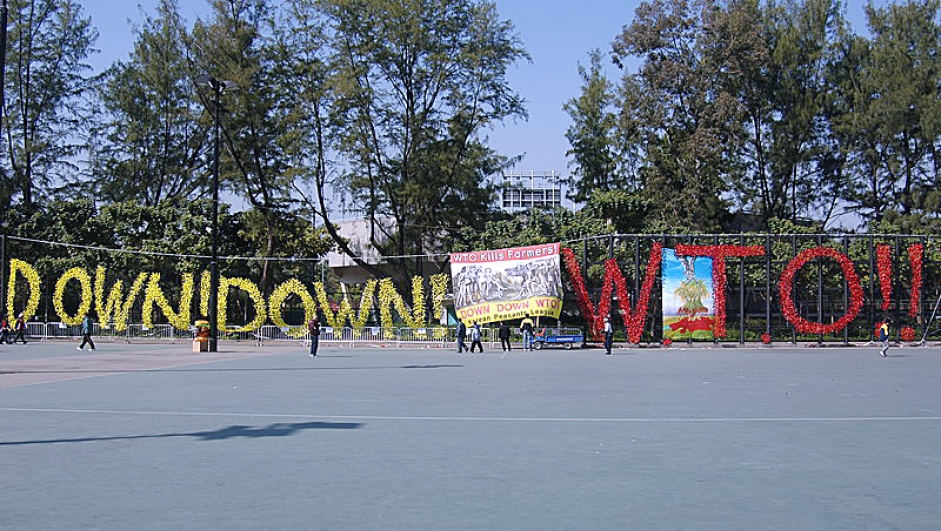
878, 319, 890, 357
603, 316, 613, 355
469, 322, 484, 353
498, 321, 511, 351
307, 315, 321, 357
77, 311, 96, 351
520, 314, 535, 351
12, 314, 27, 344
456, 320, 468, 353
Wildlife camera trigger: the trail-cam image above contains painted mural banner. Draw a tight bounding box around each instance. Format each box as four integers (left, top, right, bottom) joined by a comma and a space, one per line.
662, 248, 715, 341
450, 243, 563, 324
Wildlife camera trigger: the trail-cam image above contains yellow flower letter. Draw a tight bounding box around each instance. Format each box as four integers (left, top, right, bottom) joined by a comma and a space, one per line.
269, 278, 317, 337
218, 277, 267, 332
53, 267, 93, 325
95, 268, 149, 332
7, 259, 41, 322
142, 273, 195, 330
378, 277, 425, 329
430, 273, 449, 324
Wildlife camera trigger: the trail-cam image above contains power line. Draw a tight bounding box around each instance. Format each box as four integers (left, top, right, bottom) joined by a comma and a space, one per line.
6, 236, 320, 262
3, 235, 454, 262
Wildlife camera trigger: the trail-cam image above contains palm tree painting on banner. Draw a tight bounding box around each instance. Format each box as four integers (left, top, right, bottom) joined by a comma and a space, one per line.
662, 248, 714, 341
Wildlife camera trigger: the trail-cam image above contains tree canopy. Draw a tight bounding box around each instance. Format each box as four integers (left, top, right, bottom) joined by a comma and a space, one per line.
2, 0, 941, 281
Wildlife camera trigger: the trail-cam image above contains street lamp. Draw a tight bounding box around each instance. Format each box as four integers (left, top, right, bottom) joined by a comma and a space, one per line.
0, 0, 9, 141
196, 75, 236, 352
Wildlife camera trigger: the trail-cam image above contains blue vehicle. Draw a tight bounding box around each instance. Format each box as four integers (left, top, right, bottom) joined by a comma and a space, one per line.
533, 328, 584, 350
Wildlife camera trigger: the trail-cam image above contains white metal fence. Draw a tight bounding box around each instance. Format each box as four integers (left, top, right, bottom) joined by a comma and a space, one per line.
13, 321, 587, 349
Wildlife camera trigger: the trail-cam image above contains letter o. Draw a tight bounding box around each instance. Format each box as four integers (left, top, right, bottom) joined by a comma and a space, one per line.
778, 247, 864, 335
53, 267, 93, 325
269, 279, 316, 329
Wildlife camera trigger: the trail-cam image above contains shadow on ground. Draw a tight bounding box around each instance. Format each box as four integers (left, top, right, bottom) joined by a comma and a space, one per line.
1, 364, 463, 375
0, 421, 362, 446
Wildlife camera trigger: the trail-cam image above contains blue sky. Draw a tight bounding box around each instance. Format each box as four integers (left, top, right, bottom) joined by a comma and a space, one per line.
80, 1, 881, 191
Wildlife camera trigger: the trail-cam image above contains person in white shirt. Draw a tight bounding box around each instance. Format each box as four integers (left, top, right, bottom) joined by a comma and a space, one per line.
603, 316, 613, 355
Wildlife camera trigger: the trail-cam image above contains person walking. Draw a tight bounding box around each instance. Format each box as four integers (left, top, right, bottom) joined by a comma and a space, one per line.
469, 322, 484, 353
520, 314, 535, 351
603, 316, 613, 355
77, 312, 96, 351
498, 321, 511, 352
12, 314, 27, 344
307, 315, 321, 357
878, 319, 890, 357
456, 320, 469, 353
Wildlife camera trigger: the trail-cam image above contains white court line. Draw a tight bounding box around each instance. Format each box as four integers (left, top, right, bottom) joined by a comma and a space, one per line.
2, 407, 941, 423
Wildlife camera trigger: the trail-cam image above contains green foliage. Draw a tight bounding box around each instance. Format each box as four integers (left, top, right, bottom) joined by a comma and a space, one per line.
9, 0, 941, 269
843, 0, 941, 226
728, 0, 845, 226
237, 208, 334, 261
317, 0, 528, 277
580, 189, 652, 234
555, 0, 941, 235
88, 0, 207, 206
608, 0, 736, 231
564, 49, 620, 203
0, 0, 97, 217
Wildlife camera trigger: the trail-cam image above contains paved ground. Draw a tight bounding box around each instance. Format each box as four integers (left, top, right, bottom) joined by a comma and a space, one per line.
1, 340, 939, 530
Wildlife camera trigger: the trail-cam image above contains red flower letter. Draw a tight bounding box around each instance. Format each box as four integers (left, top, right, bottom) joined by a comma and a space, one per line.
562, 243, 663, 343
674, 244, 765, 338
909, 244, 924, 317
876, 244, 893, 311
778, 247, 864, 335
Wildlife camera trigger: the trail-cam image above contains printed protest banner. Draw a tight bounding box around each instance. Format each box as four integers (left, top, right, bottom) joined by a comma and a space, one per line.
662, 248, 715, 340
450, 243, 563, 324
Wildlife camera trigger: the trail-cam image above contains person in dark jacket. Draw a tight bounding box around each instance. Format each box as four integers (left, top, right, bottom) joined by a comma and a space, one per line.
498, 321, 511, 351
456, 320, 468, 353
307, 315, 321, 357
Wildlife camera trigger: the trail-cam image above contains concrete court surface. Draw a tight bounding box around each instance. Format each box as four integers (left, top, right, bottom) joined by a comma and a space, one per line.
1, 340, 940, 531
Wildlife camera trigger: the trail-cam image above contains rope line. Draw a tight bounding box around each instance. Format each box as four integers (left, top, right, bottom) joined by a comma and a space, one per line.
3, 233, 931, 263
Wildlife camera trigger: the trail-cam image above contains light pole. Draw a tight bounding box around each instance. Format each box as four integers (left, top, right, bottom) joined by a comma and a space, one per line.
196, 75, 236, 352
0, 0, 9, 155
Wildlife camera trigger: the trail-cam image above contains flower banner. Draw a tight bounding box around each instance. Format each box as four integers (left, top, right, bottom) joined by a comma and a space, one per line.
561, 243, 662, 343
1, 239, 928, 340
450, 243, 563, 324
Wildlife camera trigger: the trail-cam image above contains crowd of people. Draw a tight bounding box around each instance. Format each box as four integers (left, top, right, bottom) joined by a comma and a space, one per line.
3, 310, 895, 358
0, 314, 29, 345
456, 313, 544, 354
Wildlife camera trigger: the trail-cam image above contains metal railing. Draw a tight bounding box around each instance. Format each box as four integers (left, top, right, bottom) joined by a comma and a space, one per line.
14, 321, 920, 347
14, 322, 536, 349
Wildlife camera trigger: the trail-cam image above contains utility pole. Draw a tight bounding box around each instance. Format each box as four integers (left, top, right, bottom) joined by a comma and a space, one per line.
0, 0, 9, 143
196, 75, 236, 352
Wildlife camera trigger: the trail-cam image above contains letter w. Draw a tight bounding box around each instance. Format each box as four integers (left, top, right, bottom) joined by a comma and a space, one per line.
562, 242, 662, 343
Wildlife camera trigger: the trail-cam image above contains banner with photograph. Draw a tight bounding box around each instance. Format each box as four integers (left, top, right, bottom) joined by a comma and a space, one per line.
450, 243, 563, 324
662, 248, 715, 340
